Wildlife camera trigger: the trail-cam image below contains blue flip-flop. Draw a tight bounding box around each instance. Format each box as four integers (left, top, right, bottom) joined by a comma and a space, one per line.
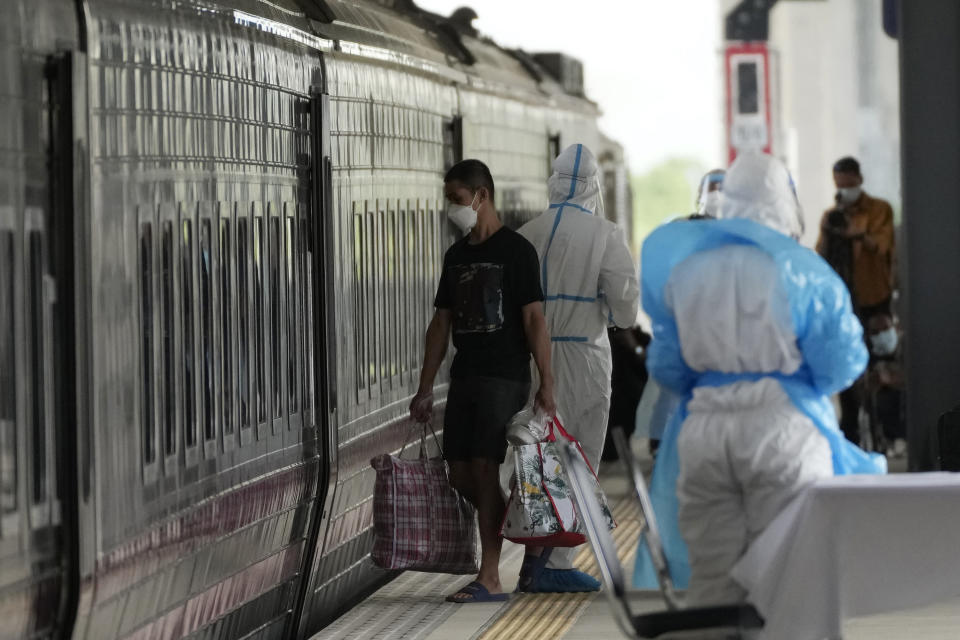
445, 581, 510, 603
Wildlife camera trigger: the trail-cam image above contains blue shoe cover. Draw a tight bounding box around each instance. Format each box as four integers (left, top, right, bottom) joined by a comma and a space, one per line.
532, 569, 601, 593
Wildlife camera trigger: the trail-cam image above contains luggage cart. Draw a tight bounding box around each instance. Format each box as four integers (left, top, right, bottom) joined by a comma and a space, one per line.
557, 427, 764, 639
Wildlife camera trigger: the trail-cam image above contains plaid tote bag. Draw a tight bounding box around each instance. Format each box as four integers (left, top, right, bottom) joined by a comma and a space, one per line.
370, 423, 479, 573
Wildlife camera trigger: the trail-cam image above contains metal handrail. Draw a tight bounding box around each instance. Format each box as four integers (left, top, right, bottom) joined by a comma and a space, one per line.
610, 428, 682, 610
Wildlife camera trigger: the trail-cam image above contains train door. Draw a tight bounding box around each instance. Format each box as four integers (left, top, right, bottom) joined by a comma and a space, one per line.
289, 83, 335, 639
0, 49, 80, 638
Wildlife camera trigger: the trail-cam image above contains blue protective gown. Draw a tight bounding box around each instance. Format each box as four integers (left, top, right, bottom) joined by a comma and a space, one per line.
633, 217, 887, 589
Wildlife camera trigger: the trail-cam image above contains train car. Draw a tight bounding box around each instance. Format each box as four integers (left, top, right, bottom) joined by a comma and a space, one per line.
0, 1, 633, 638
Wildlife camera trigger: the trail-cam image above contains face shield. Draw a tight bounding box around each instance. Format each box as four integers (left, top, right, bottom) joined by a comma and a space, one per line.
695, 170, 726, 217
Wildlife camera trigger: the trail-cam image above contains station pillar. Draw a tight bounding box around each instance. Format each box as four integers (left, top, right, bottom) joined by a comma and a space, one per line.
898, 2, 960, 470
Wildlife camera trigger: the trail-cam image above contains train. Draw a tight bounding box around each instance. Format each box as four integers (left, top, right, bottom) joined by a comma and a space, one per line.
0, 1, 633, 638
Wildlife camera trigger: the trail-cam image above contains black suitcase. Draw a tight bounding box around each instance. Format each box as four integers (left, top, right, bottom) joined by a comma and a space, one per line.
937, 407, 960, 471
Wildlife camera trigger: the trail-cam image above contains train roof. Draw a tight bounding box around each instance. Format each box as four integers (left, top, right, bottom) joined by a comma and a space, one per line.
222, 0, 598, 112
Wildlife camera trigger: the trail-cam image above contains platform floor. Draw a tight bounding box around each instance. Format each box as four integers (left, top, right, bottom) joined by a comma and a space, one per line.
312, 446, 958, 640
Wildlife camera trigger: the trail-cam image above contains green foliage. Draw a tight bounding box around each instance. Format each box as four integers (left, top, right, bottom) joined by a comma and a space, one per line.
630, 157, 707, 252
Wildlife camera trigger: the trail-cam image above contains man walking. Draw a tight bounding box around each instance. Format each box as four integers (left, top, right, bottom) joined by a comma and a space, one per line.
410, 159, 556, 603
517, 143, 639, 592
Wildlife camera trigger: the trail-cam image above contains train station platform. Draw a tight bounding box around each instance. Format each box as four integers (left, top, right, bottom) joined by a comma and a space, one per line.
313, 445, 960, 640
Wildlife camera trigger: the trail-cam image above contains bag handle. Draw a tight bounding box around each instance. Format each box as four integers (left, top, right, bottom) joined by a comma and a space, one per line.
546, 416, 576, 443
399, 420, 444, 459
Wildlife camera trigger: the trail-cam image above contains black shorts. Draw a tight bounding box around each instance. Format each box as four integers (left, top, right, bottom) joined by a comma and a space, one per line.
443, 376, 530, 463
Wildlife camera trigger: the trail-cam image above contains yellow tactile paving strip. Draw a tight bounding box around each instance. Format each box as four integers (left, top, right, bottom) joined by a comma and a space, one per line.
474, 498, 642, 640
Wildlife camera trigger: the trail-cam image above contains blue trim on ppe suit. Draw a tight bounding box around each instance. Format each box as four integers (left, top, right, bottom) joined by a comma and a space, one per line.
549, 201, 594, 215
546, 293, 597, 303
632, 218, 887, 589
541, 144, 583, 298
542, 143, 594, 343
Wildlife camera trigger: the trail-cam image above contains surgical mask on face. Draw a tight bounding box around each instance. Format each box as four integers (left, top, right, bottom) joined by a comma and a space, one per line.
837, 187, 862, 204
870, 327, 898, 356
700, 191, 721, 217
447, 192, 478, 233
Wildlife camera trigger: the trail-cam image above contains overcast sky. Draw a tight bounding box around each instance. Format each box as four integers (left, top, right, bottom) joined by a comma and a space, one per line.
416, 0, 724, 173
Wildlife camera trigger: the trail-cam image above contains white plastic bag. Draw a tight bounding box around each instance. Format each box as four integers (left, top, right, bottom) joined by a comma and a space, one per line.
505, 405, 559, 445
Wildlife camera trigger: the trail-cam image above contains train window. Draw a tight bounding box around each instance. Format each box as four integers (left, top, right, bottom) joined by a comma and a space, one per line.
237, 216, 251, 431
398, 208, 408, 378
200, 218, 214, 442
442, 116, 463, 171
0, 230, 16, 514
353, 211, 365, 392
269, 214, 282, 420
161, 221, 175, 456
368, 208, 378, 388
27, 231, 47, 505
253, 215, 266, 425
300, 216, 313, 414
139, 224, 156, 465
219, 216, 234, 435
409, 206, 421, 374
389, 209, 399, 378
377, 205, 388, 385
384, 209, 393, 380
548, 134, 561, 175
285, 214, 298, 415
180, 219, 197, 448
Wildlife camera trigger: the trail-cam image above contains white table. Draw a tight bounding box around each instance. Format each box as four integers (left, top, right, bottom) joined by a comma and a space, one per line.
731, 473, 960, 640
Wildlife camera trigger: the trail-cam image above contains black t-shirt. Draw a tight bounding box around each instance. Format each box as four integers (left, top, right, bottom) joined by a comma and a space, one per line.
434, 227, 543, 381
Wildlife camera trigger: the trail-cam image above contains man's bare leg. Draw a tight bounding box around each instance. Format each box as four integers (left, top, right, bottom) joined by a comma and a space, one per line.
447, 458, 504, 600
471, 457, 505, 593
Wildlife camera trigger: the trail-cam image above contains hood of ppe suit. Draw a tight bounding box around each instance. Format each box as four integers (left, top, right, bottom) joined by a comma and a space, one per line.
547, 143, 604, 217
720, 153, 803, 238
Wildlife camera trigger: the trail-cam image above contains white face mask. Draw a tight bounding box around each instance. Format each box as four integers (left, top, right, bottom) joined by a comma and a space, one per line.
447, 192, 479, 234
700, 191, 722, 217
837, 186, 862, 204
870, 327, 898, 356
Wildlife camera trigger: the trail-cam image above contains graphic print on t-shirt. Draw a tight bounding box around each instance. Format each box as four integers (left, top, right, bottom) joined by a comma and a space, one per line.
451, 263, 504, 334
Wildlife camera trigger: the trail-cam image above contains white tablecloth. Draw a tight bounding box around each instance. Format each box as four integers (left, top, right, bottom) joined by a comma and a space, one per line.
731, 473, 960, 640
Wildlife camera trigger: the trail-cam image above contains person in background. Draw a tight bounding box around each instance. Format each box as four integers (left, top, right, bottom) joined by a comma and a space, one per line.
692, 168, 725, 219
601, 325, 650, 461
865, 313, 906, 458
633, 152, 885, 603
817, 156, 896, 445
517, 143, 640, 592
409, 159, 556, 603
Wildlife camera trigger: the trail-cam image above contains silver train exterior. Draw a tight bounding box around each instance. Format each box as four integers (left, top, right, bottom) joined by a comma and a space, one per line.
0, 1, 633, 638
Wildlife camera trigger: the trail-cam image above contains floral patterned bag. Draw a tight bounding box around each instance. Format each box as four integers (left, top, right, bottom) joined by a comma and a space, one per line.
499, 417, 615, 547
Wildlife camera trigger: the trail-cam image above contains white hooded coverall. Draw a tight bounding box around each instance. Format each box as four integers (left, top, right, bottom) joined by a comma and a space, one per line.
518, 143, 639, 570
670, 154, 833, 604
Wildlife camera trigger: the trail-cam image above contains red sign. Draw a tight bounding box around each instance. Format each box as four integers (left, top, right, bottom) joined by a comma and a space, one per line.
725, 42, 773, 164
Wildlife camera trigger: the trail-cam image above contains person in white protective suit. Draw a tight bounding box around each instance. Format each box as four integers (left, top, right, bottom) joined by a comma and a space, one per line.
693, 168, 725, 218
632, 152, 885, 606
517, 143, 640, 592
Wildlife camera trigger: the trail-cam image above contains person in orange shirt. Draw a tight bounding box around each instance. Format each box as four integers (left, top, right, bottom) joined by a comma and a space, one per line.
817, 156, 896, 445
